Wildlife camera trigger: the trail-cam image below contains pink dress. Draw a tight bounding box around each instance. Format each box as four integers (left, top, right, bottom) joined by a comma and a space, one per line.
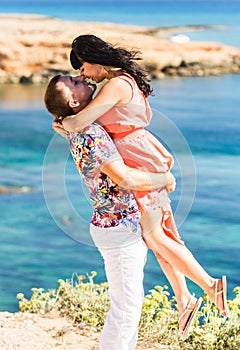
98, 74, 184, 246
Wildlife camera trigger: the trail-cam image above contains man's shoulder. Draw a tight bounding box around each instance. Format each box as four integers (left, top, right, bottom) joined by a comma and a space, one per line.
68, 123, 115, 153
68, 123, 110, 142
68, 123, 108, 139
68, 123, 118, 169
83, 123, 108, 138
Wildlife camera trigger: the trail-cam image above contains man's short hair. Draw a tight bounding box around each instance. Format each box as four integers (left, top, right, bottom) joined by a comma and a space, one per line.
44, 74, 75, 119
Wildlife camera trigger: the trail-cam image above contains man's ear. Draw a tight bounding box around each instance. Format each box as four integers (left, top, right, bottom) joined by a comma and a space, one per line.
68, 99, 81, 108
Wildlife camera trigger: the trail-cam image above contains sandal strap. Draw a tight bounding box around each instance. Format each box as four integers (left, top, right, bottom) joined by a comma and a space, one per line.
214, 279, 223, 306
179, 294, 195, 322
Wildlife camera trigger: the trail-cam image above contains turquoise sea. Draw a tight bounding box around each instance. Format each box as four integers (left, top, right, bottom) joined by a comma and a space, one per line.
0, 0, 240, 312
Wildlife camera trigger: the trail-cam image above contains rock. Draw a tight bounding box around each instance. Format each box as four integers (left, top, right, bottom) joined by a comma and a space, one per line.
0, 14, 240, 82
0, 185, 36, 194
19, 76, 32, 84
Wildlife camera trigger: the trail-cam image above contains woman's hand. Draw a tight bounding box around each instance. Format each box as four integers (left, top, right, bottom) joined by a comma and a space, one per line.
52, 120, 68, 139
62, 115, 75, 131
166, 172, 176, 193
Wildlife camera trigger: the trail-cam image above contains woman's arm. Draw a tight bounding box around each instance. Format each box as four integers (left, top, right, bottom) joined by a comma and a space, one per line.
101, 157, 176, 193
62, 77, 132, 132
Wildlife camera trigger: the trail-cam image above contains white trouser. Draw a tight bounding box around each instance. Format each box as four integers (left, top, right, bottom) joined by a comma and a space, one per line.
90, 223, 148, 350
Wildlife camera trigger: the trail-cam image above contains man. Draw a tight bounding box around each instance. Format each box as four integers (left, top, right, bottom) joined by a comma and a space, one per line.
44, 74, 175, 350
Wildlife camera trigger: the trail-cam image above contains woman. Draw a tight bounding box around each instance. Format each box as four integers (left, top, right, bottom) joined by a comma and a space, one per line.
61, 34, 230, 339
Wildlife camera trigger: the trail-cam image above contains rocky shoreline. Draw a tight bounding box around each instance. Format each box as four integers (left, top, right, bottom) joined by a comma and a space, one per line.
0, 185, 35, 194
0, 14, 240, 83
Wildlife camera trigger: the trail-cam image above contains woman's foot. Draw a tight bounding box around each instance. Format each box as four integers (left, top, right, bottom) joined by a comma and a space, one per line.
213, 276, 230, 317
207, 276, 230, 317
178, 295, 202, 340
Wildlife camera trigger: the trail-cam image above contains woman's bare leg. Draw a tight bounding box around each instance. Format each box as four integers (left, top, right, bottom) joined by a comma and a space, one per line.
156, 256, 199, 330
157, 258, 193, 303
143, 224, 226, 314
141, 208, 200, 328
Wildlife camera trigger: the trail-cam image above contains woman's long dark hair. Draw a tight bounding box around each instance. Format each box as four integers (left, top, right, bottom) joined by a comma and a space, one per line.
70, 34, 153, 97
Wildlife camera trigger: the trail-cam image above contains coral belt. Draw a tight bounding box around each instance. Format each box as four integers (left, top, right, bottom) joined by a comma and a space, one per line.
109, 127, 144, 140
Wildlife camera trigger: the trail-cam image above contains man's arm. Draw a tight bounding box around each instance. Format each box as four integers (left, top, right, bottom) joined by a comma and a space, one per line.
54, 122, 175, 192
101, 156, 176, 193
53, 121, 176, 192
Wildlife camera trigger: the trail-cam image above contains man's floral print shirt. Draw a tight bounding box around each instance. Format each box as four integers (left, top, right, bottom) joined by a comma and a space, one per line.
67, 123, 140, 231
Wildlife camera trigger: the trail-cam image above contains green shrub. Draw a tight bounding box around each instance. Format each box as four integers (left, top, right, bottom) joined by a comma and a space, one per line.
16, 273, 240, 349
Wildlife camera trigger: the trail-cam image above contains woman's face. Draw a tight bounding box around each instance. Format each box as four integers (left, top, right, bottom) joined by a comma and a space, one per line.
79, 62, 107, 83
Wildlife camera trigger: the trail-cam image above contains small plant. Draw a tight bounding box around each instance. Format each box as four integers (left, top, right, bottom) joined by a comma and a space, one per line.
17, 271, 110, 328
16, 274, 240, 349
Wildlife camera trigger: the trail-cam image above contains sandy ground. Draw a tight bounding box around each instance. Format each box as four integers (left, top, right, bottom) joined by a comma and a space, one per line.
0, 311, 100, 350
0, 311, 170, 350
